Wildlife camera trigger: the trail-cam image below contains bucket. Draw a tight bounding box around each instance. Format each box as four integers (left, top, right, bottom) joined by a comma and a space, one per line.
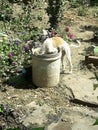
94, 47, 98, 56
32, 51, 61, 87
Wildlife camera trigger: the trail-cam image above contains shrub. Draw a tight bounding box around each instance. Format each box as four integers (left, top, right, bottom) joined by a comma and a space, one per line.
77, 6, 87, 16
46, 0, 65, 29
0, 0, 46, 81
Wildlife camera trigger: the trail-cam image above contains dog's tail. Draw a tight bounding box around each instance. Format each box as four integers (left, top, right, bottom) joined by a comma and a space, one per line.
91, 45, 96, 48
70, 40, 81, 48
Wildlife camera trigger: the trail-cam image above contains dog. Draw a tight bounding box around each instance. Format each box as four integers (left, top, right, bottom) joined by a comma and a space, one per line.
32, 34, 73, 74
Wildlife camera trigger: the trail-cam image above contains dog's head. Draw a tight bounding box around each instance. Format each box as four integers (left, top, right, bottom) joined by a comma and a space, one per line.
41, 29, 48, 41
42, 29, 48, 36
41, 29, 52, 42
32, 48, 41, 55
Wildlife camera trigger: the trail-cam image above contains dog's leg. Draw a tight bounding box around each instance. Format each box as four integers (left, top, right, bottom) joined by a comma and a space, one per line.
67, 54, 73, 74
63, 43, 73, 74
61, 52, 72, 74
66, 49, 73, 73
61, 50, 66, 73
32, 48, 39, 55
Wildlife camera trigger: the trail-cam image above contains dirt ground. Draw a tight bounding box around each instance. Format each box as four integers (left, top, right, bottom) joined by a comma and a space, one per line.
0, 4, 98, 129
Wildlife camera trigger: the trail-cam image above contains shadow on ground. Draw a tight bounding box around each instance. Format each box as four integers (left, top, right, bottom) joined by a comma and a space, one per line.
7, 66, 38, 89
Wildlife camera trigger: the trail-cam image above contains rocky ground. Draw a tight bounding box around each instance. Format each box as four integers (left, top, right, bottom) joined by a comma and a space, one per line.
0, 2, 98, 130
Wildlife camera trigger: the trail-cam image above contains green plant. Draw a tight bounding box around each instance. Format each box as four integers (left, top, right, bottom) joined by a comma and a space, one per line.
90, 0, 98, 6
0, 0, 13, 21
0, 31, 34, 78
0, 106, 3, 113
93, 118, 98, 125
70, 0, 80, 8
5, 127, 44, 130
56, 26, 74, 42
31, 128, 44, 130
47, 0, 65, 29
71, 0, 89, 7
0, 0, 45, 79
94, 30, 98, 40
6, 128, 21, 130
77, 6, 87, 16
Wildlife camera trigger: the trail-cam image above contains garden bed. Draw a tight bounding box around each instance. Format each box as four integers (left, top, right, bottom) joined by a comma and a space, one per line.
0, 0, 98, 129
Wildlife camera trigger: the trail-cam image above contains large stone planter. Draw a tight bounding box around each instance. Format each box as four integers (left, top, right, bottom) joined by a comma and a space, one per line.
32, 51, 61, 87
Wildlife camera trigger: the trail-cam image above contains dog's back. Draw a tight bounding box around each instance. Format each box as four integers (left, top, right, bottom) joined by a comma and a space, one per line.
52, 37, 65, 48
43, 36, 70, 53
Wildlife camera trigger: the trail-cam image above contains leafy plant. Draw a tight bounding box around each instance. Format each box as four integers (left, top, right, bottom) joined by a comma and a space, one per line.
31, 127, 44, 130
0, 0, 45, 83
77, 6, 87, 16
93, 119, 98, 125
5, 127, 44, 130
46, 0, 65, 29
7, 126, 46, 130
56, 26, 74, 42
6, 128, 21, 130
0, 107, 3, 113
94, 30, 98, 40
90, 0, 98, 6
70, 0, 80, 8
0, 31, 39, 79
0, 0, 13, 21
71, 0, 89, 7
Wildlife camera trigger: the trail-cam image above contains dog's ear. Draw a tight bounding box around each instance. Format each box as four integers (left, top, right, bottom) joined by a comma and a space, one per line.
32, 48, 35, 54
57, 47, 61, 52
43, 29, 48, 36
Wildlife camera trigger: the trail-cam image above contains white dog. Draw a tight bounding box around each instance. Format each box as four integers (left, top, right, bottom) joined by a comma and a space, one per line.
32, 29, 81, 74
32, 35, 73, 74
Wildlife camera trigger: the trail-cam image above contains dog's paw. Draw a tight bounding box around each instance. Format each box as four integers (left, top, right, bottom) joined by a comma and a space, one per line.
60, 70, 72, 74
68, 71, 72, 74
60, 70, 65, 74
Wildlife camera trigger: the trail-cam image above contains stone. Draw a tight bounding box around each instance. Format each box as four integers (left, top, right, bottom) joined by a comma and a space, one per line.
22, 104, 54, 127
61, 75, 98, 106
72, 122, 98, 130
45, 106, 98, 130
76, 31, 94, 41
45, 121, 72, 130
26, 101, 39, 110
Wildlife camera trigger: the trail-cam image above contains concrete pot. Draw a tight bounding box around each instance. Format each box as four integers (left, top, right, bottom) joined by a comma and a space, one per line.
32, 51, 61, 87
